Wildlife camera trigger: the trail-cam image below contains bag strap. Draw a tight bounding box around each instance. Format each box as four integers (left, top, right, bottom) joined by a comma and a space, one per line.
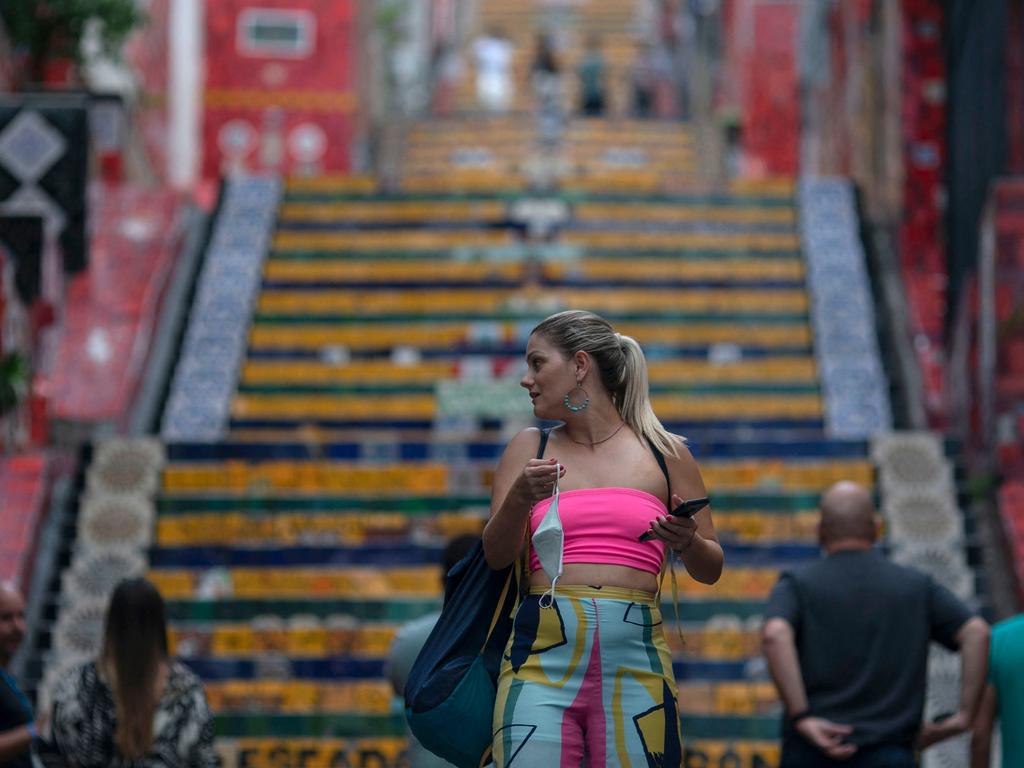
522, 427, 552, 596
477, 428, 554, 768
536, 426, 553, 459
645, 436, 685, 647
644, 435, 672, 507
483, 560, 519, 648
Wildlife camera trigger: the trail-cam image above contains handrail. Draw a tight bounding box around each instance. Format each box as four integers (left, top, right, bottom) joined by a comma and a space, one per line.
977, 191, 998, 464
861, 219, 928, 430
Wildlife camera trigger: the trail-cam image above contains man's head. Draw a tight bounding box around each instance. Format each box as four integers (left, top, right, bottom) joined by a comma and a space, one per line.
0, 581, 25, 668
818, 481, 880, 553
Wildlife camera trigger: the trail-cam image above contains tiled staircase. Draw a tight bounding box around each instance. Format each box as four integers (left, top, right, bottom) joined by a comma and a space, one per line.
132, 3, 896, 765
141, 128, 887, 766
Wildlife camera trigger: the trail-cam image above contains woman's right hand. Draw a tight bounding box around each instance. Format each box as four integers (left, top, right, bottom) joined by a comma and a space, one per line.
519, 458, 565, 503
483, 431, 564, 569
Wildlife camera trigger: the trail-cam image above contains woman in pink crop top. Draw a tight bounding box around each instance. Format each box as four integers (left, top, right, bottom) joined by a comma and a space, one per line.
483, 309, 723, 767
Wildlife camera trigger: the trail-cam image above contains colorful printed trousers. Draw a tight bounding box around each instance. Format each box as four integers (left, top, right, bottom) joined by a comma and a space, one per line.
492, 586, 682, 767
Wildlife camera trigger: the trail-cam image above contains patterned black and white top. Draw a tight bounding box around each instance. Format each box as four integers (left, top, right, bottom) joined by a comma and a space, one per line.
49, 661, 216, 768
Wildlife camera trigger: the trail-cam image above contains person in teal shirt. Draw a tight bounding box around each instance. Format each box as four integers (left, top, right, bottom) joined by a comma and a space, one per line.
971, 613, 1024, 767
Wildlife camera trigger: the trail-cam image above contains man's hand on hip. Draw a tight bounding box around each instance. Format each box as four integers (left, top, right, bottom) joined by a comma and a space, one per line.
796, 717, 857, 760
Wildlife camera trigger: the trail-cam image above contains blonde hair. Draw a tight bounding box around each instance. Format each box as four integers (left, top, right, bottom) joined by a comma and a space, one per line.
531, 309, 680, 456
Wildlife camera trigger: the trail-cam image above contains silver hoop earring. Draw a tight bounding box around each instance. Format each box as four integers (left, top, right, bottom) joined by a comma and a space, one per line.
563, 385, 589, 413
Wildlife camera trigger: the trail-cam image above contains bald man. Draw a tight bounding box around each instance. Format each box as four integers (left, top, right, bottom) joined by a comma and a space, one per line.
0, 582, 35, 768
761, 481, 990, 767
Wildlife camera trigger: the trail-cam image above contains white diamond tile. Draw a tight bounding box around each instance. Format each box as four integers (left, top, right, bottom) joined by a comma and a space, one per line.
0, 111, 66, 182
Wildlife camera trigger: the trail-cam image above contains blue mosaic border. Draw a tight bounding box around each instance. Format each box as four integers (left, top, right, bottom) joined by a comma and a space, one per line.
799, 177, 892, 438
161, 176, 281, 441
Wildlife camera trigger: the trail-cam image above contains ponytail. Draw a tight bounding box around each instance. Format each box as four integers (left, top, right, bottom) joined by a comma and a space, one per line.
617, 333, 680, 457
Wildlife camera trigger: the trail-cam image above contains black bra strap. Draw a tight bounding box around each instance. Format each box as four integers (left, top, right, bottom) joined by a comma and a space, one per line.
536, 427, 553, 459
644, 437, 672, 508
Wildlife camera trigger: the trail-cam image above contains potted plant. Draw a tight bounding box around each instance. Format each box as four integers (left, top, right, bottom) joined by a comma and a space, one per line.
0, 351, 29, 453
0, 0, 142, 88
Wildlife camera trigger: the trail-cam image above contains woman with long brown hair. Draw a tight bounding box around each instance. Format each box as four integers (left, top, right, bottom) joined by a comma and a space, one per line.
50, 578, 215, 767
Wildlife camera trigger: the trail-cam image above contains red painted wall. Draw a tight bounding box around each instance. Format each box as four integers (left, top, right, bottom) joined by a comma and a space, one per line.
900, 0, 948, 426
743, 1, 800, 175
721, 0, 800, 176
203, 0, 358, 178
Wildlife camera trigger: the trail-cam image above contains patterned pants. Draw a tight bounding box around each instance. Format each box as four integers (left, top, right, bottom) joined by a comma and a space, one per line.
492, 586, 682, 767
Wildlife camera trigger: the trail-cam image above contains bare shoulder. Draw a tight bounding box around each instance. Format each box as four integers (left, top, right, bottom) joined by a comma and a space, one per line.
666, 435, 697, 465
665, 436, 707, 489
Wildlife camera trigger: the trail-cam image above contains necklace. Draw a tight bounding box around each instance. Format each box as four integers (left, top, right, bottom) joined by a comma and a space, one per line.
568, 421, 626, 447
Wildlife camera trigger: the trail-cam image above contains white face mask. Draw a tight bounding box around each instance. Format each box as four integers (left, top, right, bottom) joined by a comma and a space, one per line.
531, 464, 564, 608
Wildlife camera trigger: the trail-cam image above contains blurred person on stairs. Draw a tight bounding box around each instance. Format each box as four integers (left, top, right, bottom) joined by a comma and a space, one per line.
0, 582, 37, 768
472, 27, 514, 113
48, 578, 216, 767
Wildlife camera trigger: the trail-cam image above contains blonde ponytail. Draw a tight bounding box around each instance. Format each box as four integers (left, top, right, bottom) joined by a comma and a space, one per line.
617, 333, 680, 457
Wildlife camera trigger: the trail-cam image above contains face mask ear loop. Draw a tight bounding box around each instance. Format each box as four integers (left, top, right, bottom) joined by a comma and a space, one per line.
538, 464, 562, 609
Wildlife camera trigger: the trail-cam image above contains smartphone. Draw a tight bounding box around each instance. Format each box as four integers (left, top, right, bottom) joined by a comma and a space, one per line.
637, 497, 709, 541
670, 497, 710, 518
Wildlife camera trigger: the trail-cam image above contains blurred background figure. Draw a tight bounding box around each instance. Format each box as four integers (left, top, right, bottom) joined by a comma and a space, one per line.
0, 583, 35, 768
971, 612, 1024, 768
48, 578, 216, 767
531, 32, 564, 143
576, 34, 607, 117
629, 40, 657, 118
387, 534, 479, 768
471, 27, 514, 113
531, 32, 562, 108
430, 41, 462, 117
652, 0, 692, 120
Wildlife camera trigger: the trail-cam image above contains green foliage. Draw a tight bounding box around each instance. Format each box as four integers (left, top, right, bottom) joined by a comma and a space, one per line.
375, 0, 407, 47
1, 0, 144, 70
964, 474, 995, 507
0, 352, 29, 417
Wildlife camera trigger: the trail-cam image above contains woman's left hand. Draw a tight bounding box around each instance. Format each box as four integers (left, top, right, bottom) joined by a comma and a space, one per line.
649, 494, 700, 553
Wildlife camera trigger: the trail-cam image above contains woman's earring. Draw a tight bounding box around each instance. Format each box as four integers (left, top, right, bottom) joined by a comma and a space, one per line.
563, 385, 589, 413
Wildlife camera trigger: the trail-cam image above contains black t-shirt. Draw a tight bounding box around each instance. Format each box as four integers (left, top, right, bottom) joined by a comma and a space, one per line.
765, 549, 973, 748
0, 669, 33, 768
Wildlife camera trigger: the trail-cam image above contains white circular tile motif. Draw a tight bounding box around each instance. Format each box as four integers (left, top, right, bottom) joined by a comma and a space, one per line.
288, 122, 326, 163
218, 119, 257, 159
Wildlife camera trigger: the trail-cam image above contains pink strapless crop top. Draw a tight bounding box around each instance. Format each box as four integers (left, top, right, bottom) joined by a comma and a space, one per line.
528, 487, 668, 575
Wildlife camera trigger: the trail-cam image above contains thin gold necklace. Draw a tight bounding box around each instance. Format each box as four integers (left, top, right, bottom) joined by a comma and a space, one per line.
568, 421, 626, 447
